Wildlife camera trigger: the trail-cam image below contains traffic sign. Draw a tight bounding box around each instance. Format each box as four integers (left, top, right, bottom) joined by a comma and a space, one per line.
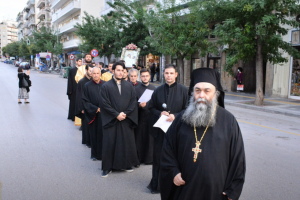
46, 57, 50, 61
69, 54, 75, 60
31, 55, 33, 59
91, 49, 98, 57
46, 55, 50, 59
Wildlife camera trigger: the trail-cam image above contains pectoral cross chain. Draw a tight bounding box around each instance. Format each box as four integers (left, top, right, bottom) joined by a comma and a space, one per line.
192, 141, 202, 162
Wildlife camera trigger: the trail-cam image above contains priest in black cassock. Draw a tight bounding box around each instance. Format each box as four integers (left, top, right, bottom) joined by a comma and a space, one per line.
148, 64, 189, 194
129, 68, 142, 87
82, 67, 105, 161
160, 68, 246, 200
75, 64, 93, 146
67, 58, 81, 121
100, 62, 139, 178
134, 68, 155, 164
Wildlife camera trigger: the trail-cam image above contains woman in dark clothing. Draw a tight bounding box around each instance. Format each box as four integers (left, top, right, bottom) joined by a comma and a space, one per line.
150, 63, 156, 82
235, 67, 243, 84
156, 63, 160, 81
18, 67, 30, 104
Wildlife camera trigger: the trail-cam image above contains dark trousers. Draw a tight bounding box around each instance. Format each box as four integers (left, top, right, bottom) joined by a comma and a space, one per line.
149, 132, 165, 191
156, 72, 159, 82
151, 73, 155, 82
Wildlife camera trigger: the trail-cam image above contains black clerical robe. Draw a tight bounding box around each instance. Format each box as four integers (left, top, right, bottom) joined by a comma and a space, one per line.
100, 78, 139, 170
134, 83, 156, 164
75, 76, 91, 146
130, 81, 142, 88
148, 82, 189, 191
160, 107, 246, 200
67, 67, 78, 121
82, 80, 106, 160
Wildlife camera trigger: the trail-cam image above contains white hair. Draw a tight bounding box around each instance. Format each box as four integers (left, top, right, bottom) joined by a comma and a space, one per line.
128, 68, 138, 76
91, 67, 101, 73
182, 91, 220, 128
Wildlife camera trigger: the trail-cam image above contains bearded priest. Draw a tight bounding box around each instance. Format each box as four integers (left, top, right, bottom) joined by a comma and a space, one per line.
160, 68, 246, 200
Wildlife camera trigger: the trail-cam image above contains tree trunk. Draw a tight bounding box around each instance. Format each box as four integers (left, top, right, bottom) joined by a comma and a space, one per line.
107, 55, 111, 63
254, 36, 264, 106
177, 57, 184, 84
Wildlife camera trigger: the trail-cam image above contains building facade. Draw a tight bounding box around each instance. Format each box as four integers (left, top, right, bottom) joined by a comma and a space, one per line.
37, 0, 52, 30
24, 0, 37, 37
51, 0, 105, 65
0, 20, 18, 56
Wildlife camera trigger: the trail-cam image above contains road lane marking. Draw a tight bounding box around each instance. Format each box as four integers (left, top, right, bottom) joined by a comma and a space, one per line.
237, 120, 300, 137
227, 94, 300, 106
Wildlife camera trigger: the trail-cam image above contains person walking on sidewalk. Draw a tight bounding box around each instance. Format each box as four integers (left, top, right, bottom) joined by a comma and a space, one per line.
235, 67, 243, 84
18, 67, 30, 104
150, 63, 156, 82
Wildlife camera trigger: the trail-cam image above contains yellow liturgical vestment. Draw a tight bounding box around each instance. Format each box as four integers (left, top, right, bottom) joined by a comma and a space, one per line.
101, 72, 113, 81
74, 65, 86, 126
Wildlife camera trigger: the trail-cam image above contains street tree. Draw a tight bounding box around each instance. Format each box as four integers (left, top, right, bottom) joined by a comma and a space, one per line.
204, 0, 300, 105
2, 41, 21, 58
145, 0, 213, 85
75, 12, 122, 62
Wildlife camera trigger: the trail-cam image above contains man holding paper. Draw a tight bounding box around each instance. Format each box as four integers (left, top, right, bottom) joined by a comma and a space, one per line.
147, 64, 189, 194
135, 68, 156, 165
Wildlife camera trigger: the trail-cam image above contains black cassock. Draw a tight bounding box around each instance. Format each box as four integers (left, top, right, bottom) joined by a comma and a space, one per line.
82, 80, 106, 160
134, 83, 156, 164
160, 107, 246, 200
100, 79, 139, 170
67, 67, 78, 121
75, 76, 91, 146
148, 82, 189, 191
130, 81, 142, 88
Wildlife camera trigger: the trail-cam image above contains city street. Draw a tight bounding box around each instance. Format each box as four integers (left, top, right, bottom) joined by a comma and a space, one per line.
1, 62, 300, 200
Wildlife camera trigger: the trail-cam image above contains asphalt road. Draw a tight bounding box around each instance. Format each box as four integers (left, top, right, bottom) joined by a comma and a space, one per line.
1, 63, 300, 200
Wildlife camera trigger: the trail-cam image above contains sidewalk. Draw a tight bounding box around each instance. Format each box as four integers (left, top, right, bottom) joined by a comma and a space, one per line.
225, 92, 300, 118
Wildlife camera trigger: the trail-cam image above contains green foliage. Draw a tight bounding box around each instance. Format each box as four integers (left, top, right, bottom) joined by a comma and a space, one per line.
203, 0, 300, 74
2, 41, 21, 57
19, 40, 31, 59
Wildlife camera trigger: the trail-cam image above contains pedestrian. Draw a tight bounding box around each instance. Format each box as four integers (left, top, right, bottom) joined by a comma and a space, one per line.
134, 68, 155, 164
123, 67, 129, 81
160, 68, 245, 200
150, 63, 156, 82
82, 67, 106, 161
67, 58, 81, 121
147, 64, 189, 194
129, 68, 142, 87
100, 62, 139, 178
120, 59, 126, 66
98, 62, 106, 74
75, 64, 93, 147
235, 67, 243, 84
100, 61, 114, 81
18, 67, 30, 104
156, 63, 160, 81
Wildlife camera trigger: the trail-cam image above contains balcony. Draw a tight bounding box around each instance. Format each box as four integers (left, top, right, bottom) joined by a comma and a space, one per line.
28, 10, 35, 18
51, 0, 68, 10
37, 10, 46, 19
37, 0, 46, 9
16, 13, 23, 21
63, 39, 81, 49
26, 0, 35, 9
29, 20, 36, 27
52, 1, 81, 24
37, 20, 51, 30
17, 21, 24, 28
24, 20, 30, 27
59, 20, 80, 34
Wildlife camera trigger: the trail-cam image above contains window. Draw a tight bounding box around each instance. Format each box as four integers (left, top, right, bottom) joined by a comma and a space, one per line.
292, 30, 300, 45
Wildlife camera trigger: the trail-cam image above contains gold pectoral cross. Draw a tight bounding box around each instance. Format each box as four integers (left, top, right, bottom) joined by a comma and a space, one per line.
192, 141, 202, 162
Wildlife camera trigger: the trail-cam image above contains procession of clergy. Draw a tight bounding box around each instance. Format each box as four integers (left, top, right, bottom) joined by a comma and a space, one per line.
66, 53, 246, 200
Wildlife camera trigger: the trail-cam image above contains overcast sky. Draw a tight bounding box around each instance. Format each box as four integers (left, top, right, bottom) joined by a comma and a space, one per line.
0, 0, 28, 22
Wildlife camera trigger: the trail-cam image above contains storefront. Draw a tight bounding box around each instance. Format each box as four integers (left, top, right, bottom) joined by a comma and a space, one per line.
289, 29, 300, 100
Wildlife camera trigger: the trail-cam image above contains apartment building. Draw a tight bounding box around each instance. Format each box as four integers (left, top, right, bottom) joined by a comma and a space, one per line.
37, 0, 52, 30
0, 20, 18, 56
51, 0, 105, 64
16, 9, 27, 41
23, 0, 37, 37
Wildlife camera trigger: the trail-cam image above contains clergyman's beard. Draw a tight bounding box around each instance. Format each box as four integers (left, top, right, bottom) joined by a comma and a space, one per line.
85, 60, 91, 64
182, 93, 219, 128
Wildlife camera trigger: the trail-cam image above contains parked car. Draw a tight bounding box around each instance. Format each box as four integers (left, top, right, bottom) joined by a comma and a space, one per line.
15, 61, 20, 67
20, 62, 31, 69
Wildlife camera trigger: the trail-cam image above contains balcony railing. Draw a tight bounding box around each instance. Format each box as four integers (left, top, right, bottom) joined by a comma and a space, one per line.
37, 10, 46, 19
28, 10, 35, 18
17, 21, 24, 28
59, 20, 80, 34
51, 0, 68, 10
52, 1, 81, 24
63, 39, 80, 49
29, 20, 36, 27
37, 0, 45, 8
26, 0, 35, 8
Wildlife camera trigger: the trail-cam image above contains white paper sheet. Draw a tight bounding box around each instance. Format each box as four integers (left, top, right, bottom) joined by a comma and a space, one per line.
153, 115, 173, 133
138, 89, 154, 103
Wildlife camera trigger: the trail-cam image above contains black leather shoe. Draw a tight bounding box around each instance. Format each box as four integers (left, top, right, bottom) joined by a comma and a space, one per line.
134, 164, 140, 168
151, 189, 160, 194
91, 157, 97, 161
101, 170, 112, 178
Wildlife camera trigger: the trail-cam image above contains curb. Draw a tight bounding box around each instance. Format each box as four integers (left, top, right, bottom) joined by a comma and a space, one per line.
225, 101, 300, 118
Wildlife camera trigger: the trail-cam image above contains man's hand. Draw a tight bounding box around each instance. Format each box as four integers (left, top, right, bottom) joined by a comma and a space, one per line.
173, 173, 185, 186
140, 102, 147, 108
120, 112, 126, 118
222, 192, 232, 200
161, 111, 170, 116
117, 113, 126, 121
26, 70, 30, 75
166, 114, 175, 122
96, 108, 100, 113
81, 110, 84, 114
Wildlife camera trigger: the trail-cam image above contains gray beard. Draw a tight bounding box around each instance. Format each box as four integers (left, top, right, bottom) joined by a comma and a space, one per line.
182, 93, 219, 128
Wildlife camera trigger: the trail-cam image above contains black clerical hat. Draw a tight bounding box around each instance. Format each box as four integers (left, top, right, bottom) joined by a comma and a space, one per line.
188, 68, 225, 108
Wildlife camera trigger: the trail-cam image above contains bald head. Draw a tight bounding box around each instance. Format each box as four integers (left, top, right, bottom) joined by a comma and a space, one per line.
92, 67, 101, 83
